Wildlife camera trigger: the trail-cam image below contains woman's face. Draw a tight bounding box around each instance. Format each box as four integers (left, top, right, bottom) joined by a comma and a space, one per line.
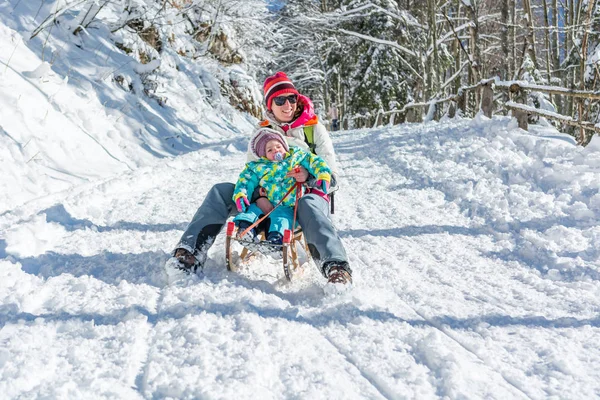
271, 94, 297, 123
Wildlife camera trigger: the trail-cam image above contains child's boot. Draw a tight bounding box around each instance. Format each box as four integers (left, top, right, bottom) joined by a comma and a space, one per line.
266, 231, 283, 245
236, 221, 258, 242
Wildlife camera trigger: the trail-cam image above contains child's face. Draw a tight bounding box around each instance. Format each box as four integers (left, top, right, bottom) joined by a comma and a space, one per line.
265, 140, 286, 161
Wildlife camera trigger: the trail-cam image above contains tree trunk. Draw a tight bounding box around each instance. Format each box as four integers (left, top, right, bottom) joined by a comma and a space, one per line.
449, 0, 463, 95
523, 0, 538, 66
541, 0, 552, 82
510, 0, 517, 79
457, 90, 466, 116
434, 3, 441, 89
337, 73, 342, 128
570, 0, 581, 119
551, 0, 562, 113
427, 0, 440, 98
551, 0, 560, 73
579, 0, 596, 90
501, 0, 509, 80
540, 0, 554, 109
567, 0, 573, 54
465, 1, 481, 107
578, 0, 596, 125
453, 33, 462, 95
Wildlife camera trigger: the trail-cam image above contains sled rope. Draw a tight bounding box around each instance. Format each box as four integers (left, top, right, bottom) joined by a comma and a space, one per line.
290, 181, 302, 245
238, 181, 303, 239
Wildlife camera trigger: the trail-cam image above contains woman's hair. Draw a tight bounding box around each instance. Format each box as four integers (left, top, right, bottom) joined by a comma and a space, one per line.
292, 102, 304, 120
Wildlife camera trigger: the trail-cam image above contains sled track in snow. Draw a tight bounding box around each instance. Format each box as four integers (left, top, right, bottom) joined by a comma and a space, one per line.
323, 335, 396, 400
133, 286, 164, 397
353, 248, 534, 400
132, 272, 180, 398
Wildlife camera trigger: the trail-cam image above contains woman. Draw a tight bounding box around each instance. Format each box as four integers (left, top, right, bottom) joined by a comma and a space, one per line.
171, 72, 352, 285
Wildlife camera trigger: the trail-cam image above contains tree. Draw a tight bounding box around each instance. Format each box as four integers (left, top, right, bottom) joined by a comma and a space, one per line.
267, 0, 332, 110
329, 0, 426, 126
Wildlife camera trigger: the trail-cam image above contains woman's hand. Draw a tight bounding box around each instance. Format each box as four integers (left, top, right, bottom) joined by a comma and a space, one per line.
286, 166, 309, 183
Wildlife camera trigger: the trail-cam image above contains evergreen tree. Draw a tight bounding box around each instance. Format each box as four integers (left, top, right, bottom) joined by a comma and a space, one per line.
267, 0, 339, 115
333, 0, 423, 126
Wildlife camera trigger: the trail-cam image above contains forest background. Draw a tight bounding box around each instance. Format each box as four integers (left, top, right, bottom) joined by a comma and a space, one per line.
16, 0, 600, 137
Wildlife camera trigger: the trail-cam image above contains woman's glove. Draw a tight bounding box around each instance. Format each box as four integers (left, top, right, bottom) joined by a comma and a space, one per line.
235, 195, 250, 213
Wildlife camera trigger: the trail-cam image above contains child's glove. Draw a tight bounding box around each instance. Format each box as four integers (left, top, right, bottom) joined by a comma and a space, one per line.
235, 195, 250, 213
315, 179, 330, 194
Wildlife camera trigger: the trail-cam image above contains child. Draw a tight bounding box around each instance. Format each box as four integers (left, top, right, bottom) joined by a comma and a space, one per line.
233, 128, 331, 245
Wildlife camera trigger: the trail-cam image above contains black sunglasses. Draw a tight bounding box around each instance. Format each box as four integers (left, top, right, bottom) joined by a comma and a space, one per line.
272, 94, 298, 106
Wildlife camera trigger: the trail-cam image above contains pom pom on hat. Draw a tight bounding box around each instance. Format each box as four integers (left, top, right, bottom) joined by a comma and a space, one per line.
250, 128, 289, 158
263, 72, 299, 110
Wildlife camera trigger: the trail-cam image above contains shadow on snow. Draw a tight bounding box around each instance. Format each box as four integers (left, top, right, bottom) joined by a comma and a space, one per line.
41, 203, 188, 233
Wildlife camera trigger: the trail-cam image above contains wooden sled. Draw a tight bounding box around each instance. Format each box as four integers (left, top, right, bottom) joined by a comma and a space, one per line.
225, 221, 310, 281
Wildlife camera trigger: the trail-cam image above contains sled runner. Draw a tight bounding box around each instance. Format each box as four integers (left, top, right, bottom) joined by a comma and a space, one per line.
225, 178, 316, 281
225, 222, 310, 281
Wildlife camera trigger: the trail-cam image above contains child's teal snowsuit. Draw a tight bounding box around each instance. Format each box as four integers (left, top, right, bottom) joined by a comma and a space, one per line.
233, 147, 331, 236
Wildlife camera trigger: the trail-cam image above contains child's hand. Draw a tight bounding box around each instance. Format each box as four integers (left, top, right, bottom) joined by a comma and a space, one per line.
286, 166, 308, 183
315, 179, 329, 194
235, 196, 250, 213
256, 197, 274, 214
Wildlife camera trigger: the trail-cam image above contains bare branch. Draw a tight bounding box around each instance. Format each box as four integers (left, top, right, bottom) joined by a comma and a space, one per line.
30, 0, 88, 40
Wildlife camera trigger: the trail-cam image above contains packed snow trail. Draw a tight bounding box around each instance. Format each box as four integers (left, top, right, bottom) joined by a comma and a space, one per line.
2, 116, 600, 399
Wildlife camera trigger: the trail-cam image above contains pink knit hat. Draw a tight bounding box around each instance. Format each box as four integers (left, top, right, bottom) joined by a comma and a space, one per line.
263, 72, 299, 110
250, 128, 289, 158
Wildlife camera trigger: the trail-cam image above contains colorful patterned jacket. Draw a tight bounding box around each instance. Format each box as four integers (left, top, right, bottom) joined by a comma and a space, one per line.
252, 94, 339, 175
233, 147, 331, 208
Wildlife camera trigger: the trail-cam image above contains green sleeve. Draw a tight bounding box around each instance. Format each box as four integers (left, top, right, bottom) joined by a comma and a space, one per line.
298, 150, 332, 182
233, 163, 260, 201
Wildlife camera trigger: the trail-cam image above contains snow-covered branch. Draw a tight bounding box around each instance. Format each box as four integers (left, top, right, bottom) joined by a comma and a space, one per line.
30, 0, 88, 40
338, 29, 416, 57
337, 2, 423, 28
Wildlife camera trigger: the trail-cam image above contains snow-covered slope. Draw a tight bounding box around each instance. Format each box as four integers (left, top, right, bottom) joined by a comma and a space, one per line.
2, 115, 600, 399
0, 0, 258, 213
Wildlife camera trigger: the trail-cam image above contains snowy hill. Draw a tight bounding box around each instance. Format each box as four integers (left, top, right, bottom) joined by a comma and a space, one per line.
0, 0, 258, 213
3, 1, 600, 398
3, 114, 600, 398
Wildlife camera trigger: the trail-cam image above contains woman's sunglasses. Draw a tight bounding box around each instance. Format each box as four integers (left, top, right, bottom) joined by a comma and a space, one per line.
272, 94, 298, 106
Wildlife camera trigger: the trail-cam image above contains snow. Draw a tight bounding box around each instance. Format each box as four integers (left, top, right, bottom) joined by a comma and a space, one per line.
506, 101, 573, 122
0, 0, 256, 213
3, 2, 600, 400
4, 109, 600, 397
